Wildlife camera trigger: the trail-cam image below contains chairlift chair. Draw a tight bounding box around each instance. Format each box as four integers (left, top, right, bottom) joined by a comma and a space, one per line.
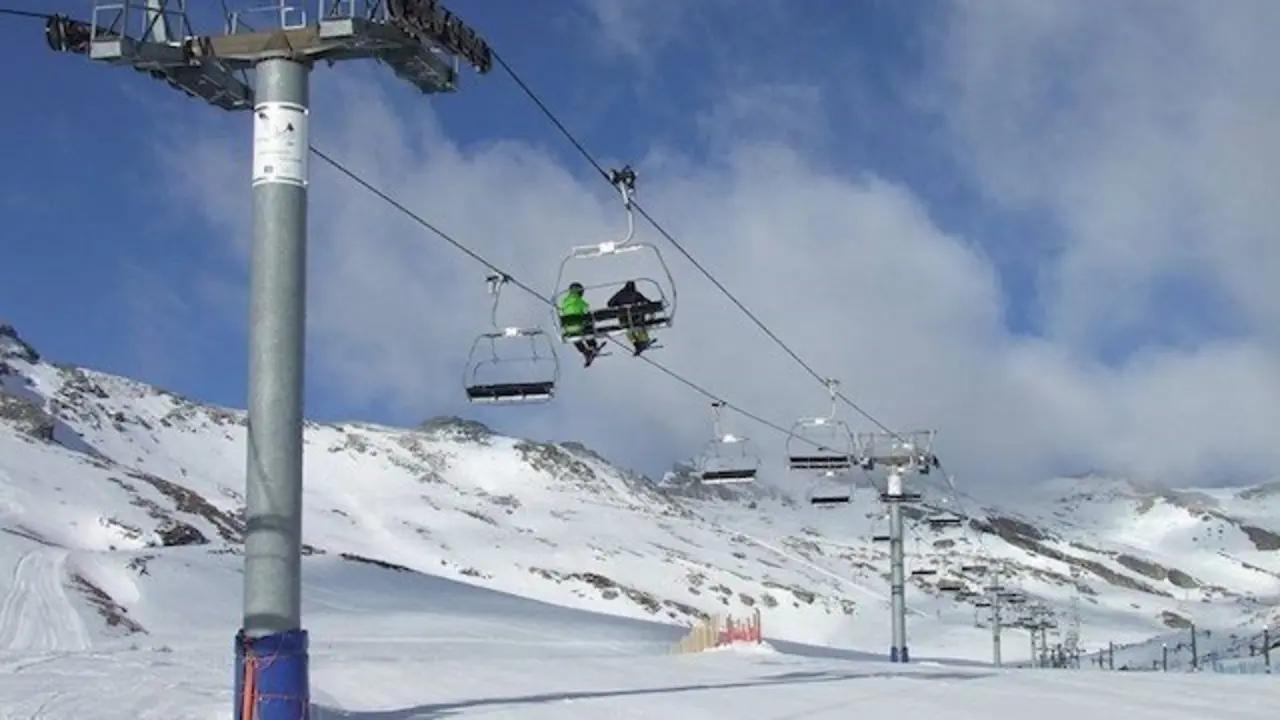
463, 274, 559, 404
1000, 591, 1027, 605
787, 379, 857, 475
937, 577, 965, 592
553, 167, 676, 345
806, 467, 863, 506
909, 532, 937, 577
694, 401, 760, 485
926, 514, 964, 530
807, 479, 854, 506
871, 514, 891, 543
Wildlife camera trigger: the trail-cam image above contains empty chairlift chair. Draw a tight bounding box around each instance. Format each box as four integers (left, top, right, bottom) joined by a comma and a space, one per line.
787, 379, 859, 506
553, 166, 676, 350
693, 400, 760, 485
925, 512, 967, 591
926, 513, 964, 531
463, 274, 559, 404
806, 477, 858, 506
870, 514, 891, 543
908, 533, 938, 578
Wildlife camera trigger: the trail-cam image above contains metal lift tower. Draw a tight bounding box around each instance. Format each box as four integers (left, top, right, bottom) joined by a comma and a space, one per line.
974, 561, 1026, 668
1065, 564, 1083, 667
857, 429, 940, 662
44, 2, 491, 716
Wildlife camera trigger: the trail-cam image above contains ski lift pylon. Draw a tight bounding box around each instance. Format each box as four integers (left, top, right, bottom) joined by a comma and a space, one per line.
787, 378, 857, 475
463, 274, 559, 404
553, 166, 676, 343
693, 400, 760, 485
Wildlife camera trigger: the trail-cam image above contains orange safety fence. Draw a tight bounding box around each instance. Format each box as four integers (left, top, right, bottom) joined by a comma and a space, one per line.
671, 608, 763, 654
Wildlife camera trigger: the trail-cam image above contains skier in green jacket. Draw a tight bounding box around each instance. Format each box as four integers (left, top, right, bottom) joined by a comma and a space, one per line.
559, 282, 602, 366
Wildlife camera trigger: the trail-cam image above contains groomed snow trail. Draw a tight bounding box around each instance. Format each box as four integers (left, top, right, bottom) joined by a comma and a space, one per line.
0, 549, 92, 652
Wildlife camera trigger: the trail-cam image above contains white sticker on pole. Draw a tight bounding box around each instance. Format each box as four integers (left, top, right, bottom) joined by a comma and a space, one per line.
252, 102, 308, 187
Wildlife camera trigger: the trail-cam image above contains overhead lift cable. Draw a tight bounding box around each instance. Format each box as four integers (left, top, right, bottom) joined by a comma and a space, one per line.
492, 46, 1000, 594
0, 5, 901, 446
0, 8, 48, 19
308, 145, 820, 449
1, 4, 909, 453
490, 50, 907, 441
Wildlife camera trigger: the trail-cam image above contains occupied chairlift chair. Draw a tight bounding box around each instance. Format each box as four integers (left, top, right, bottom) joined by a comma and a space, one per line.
463, 274, 559, 404
694, 400, 761, 485
553, 166, 676, 347
787, 378, 859, 506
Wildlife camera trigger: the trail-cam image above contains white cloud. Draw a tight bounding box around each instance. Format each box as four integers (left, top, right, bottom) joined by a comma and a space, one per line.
154, 2, 1280, 495
577, 0, 691, 61
920, 0, 1280, 352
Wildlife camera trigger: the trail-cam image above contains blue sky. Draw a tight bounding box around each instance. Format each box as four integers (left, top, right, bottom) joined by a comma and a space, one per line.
0, 1, 1010, 397
1, 1, 1277, 491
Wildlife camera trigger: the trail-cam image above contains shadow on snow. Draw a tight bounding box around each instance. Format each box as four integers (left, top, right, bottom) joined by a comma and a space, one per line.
312, 667, 996, 719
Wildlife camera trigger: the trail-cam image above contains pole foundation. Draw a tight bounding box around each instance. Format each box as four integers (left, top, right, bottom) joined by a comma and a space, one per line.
235, 629, 310, 719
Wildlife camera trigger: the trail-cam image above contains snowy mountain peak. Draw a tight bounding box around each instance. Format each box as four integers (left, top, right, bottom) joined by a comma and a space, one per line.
417, 415, 495, 442
0, 323, 39, 364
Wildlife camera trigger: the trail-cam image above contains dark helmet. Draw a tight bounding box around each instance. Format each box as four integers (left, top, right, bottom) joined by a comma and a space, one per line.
568, 282, 585, 294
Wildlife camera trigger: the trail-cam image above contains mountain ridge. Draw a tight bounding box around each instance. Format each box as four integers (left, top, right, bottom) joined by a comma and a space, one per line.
0, 322, 1276, 663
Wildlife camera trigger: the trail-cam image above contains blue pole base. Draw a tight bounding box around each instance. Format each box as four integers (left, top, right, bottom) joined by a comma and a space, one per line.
235, 628, 310, 720
889, 646, 910, 663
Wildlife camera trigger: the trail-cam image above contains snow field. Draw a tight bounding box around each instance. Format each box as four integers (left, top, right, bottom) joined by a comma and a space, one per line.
0, 551, 1274, 719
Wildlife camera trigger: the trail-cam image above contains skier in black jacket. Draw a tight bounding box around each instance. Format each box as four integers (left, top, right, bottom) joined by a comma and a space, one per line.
607, 281, 654, 356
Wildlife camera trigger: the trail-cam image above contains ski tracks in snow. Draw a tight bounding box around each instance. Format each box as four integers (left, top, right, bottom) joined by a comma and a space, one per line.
0, 549, 92, 652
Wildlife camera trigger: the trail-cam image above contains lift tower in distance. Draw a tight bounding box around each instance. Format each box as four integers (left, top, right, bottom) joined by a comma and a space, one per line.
44, 2, 491, 716
857, 429, 941, 662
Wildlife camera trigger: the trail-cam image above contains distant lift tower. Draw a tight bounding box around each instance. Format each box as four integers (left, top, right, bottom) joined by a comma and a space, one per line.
858, 429, 941, 663
1065, 564, 1083, 667
45, 2, 491, 717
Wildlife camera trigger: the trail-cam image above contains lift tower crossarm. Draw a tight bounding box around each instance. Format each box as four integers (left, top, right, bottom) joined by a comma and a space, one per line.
45, 2, 493, 111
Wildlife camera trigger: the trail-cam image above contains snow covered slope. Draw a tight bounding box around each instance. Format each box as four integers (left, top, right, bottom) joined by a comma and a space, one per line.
0, 322, 1277, 665
0, 550, 1273, 719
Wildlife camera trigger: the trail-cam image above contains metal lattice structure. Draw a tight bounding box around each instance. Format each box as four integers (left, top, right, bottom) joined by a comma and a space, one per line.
47, 1, 492, 111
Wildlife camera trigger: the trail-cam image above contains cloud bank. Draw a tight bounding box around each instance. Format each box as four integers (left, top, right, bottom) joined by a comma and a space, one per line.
153, 1, 1280, 497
